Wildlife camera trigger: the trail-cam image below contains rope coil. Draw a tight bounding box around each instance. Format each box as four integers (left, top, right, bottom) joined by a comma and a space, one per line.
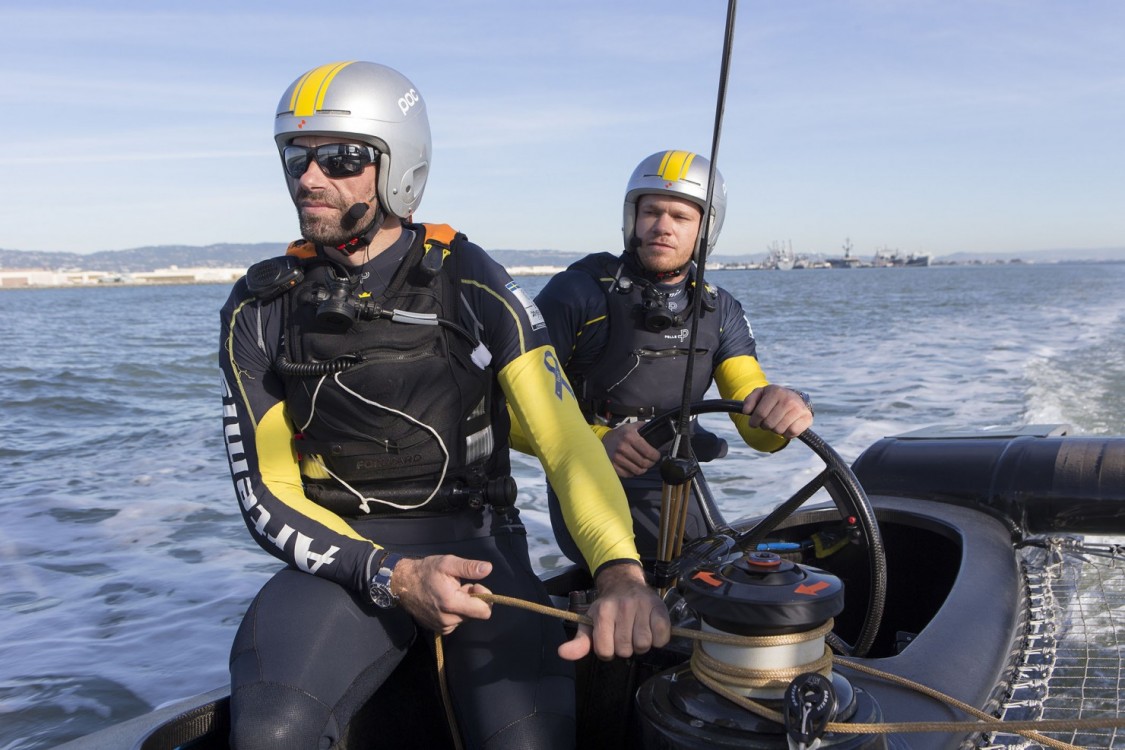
691, 641, 834, 693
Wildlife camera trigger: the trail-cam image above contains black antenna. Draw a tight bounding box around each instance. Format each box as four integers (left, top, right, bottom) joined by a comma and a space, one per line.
672, 0, 738, 448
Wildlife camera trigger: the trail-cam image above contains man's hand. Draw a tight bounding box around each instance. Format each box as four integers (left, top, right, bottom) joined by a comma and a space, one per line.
391, 555, 494, 635
558, 562, 670, 661
602, 421, 663, 477
741, 385, 813, 438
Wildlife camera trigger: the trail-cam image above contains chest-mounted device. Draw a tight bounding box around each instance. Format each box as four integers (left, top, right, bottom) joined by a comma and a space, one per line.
614, 276, 695, 333
244, 256, 370, 330
641, 284, 682, 332
312, 268, 365, 329
613, 274, 720, 334
246, 256, 305, 302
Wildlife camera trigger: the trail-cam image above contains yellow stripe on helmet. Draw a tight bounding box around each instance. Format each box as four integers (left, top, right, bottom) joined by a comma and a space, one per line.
289, 61, 355, 117
656, 150, 697, 182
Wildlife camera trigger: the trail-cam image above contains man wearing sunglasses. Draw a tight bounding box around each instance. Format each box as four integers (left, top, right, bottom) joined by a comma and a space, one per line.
219, 61, 668, 749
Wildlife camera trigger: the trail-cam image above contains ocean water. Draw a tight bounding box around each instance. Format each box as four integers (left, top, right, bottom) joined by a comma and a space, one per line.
1, 262, 1123, 748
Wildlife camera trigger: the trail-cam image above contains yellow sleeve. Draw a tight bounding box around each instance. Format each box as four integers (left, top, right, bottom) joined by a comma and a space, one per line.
714, 355, 790, 453
506, 404, 535, 455
500, 346, 640, 571
257, 402, 374, 542
508, 405, 611, 453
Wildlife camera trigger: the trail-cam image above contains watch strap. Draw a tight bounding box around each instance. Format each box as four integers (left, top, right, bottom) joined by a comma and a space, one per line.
786, 387, 815, 417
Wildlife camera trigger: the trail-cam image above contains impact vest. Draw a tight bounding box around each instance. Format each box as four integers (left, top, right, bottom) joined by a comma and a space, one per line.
259, 225, 501, 515
568, 253, 721, 426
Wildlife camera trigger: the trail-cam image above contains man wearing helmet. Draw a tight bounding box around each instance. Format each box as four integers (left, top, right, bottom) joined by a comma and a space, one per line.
529, 150, 814, 568
220, 62, 668, 749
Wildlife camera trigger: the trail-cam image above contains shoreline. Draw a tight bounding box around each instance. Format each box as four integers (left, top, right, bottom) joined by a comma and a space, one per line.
2, 258, 1121, 292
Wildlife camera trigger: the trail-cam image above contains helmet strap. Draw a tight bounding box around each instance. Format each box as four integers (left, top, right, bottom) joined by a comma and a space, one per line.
334, 203, 386, 255
653, 267, 687, 282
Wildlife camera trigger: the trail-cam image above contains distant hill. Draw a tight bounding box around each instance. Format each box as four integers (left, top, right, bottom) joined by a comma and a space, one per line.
0, 243, 589, 273
0, 243, 735, 274
0, 244, 289, 273
2, 243, 1123, 273
934, 246, 1125, 263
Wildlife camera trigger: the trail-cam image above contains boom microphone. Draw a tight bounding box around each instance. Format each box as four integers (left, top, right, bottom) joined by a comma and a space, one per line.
344, 202, 370, 227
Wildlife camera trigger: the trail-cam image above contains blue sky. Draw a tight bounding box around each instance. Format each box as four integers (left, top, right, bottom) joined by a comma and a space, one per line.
2, 0, 1122, 259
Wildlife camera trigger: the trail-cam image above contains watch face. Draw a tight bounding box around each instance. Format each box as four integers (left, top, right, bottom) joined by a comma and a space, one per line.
369, 583, 397, 609
368, 552, 401, 608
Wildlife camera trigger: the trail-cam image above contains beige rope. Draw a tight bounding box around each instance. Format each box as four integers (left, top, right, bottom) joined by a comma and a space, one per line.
691, 641, 834, 691
433, 633, 464, 750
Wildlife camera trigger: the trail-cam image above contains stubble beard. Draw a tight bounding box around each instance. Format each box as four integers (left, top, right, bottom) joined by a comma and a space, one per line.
640, 244, 691, 275
295, 190, 352, 246
299, 212, 352, 247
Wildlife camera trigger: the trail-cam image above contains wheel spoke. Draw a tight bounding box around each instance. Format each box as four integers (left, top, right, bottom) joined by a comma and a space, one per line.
735, 468, 830, 550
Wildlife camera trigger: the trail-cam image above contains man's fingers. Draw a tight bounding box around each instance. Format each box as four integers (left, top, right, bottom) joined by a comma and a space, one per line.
766, 401, 813, 438
590, 596, 642, 660
443, 556, 492, 581
650, 603, 672, 647
630, 613, 653, 654
625, 430, 663, 462
742, 385, 813, 436
558, 625, 592, 661
399, 556, 494, 631
741, 387, 765, 413
613, 452, 651, 477
460, 583, 494, 618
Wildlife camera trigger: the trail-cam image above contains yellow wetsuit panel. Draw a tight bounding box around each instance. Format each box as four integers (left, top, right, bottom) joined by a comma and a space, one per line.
506, 406, 535, 455
714, 355, 789, 453
257, 402, 374, 543
500, 346, 639, 572
509, 407, 611, 453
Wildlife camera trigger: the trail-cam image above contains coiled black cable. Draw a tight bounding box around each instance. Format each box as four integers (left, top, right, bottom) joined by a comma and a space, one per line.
274, 353, 362, 377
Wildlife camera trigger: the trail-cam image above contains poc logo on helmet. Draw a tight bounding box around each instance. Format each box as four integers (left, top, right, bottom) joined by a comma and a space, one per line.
398, 88, 421, 116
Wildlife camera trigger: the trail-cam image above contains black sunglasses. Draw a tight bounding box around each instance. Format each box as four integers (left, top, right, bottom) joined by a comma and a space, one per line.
282, 143, 378, 179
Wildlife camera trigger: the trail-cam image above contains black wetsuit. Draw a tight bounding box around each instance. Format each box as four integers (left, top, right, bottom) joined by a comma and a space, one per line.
221, 226, 640, 749
533, 252, 787, 567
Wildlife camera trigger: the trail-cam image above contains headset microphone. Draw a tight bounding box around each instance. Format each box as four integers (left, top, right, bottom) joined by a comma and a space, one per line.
343, 202, 370, 228
334, 198, 381, 255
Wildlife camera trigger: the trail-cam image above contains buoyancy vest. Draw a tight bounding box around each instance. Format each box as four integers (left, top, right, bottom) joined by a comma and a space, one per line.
568, 253, 721, 426
265, 225, 500, 514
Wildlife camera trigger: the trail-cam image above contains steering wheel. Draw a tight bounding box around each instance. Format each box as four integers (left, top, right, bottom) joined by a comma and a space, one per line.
638, 399, 886, 658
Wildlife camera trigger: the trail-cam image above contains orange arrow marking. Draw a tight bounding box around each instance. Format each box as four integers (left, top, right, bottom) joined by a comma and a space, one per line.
795, 581, 830, 596
692, 571, 723, 587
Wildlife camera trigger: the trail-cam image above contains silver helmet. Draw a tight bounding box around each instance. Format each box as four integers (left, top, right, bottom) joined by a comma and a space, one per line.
274, 61, 431, 220
622, 150, 726, 257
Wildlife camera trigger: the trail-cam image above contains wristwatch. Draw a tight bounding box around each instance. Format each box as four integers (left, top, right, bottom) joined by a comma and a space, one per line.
787, 387, 815, 417
368, 551, 404, 609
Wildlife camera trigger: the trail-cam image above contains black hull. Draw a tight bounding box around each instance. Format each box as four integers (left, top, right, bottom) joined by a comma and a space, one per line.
852, 425, 1125, 534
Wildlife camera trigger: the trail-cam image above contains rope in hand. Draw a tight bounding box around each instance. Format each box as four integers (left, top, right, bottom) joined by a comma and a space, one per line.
451, 592, 1125, 749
